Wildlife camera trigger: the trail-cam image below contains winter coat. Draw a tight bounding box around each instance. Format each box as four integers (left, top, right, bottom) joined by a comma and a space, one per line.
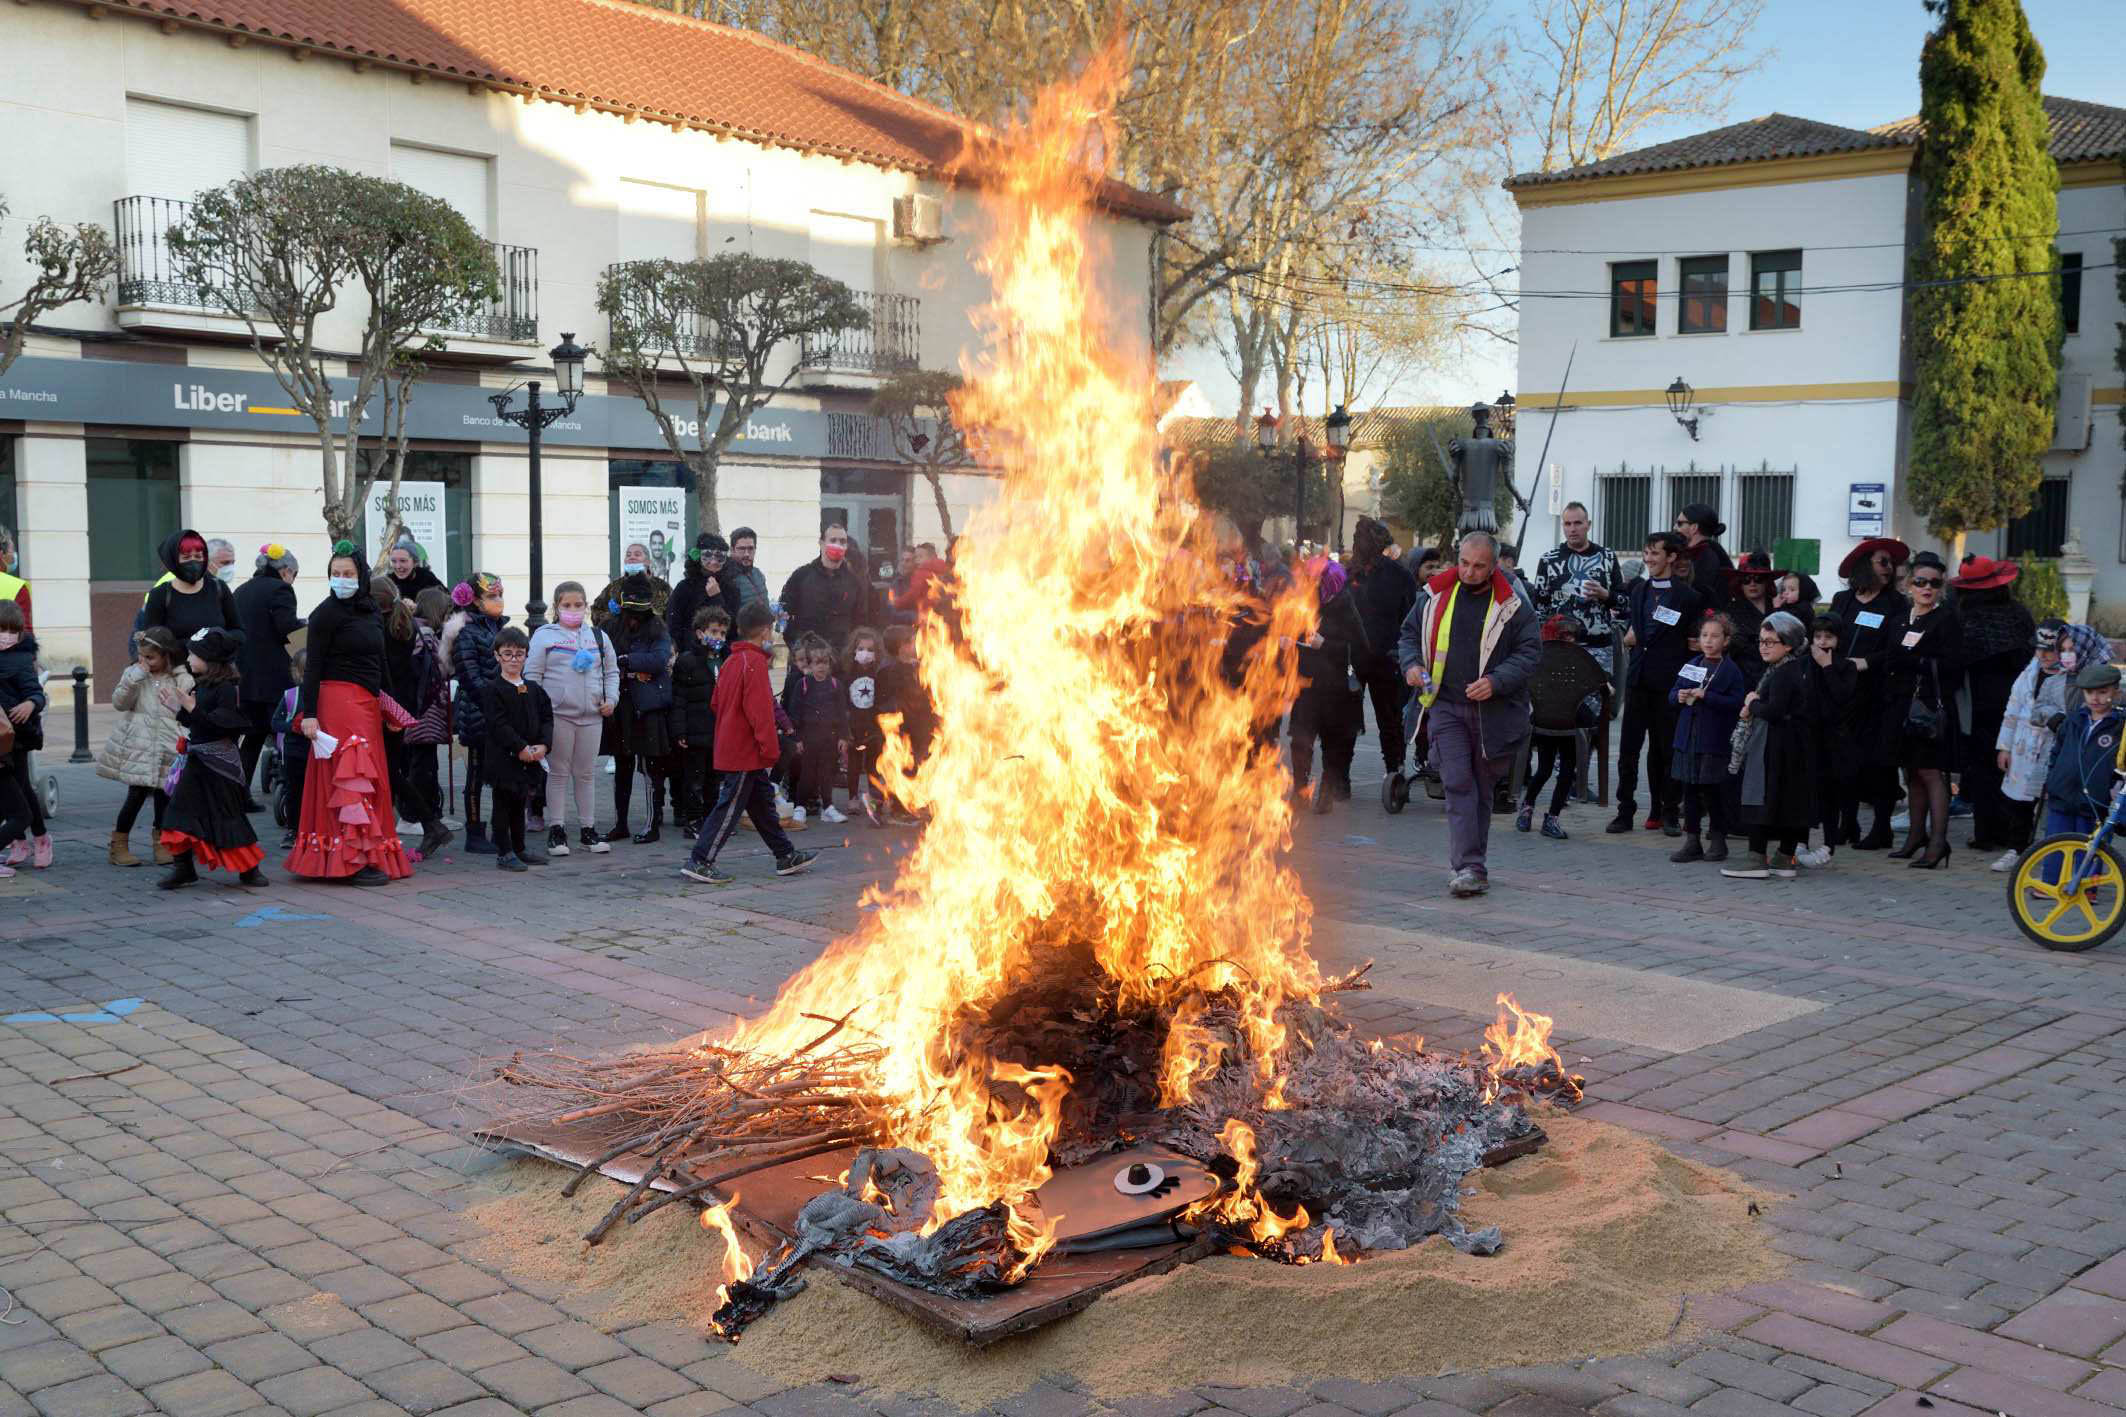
1810, 653, 1864, 780
784, 673, 850, 744
591, 572, 671, 631
1533, 541, 1627, 644
1829, 586, 1910, 761
389, 565, 445, 604
1395, 570, 1541, 757
779, 560, 871, 652
666, 565, 740, 643
480, 675, 554, 796
1886, 605, 1964, 766
728, 564, 770, 613
1296, 587, 1365, 731
672, 644, 717, 742
233, 570, 304, 706
613, 616, 675, 714
0, 634, 45, 752
1623, 577, 1707, 689
2000, 662, 2071, 804
712, 639, 780, 773
452, 611, 507, 745
1739, 653, 1816, 831
2045, 705, 2125, 819
1346, 552, 1417, 670
96, 662, 195, 787
139, 528, 240, 645
526, 622, 620, 721
1681, 539, 1734, 610
1668, 654, 1747, 757
1726, 596, 1771, 689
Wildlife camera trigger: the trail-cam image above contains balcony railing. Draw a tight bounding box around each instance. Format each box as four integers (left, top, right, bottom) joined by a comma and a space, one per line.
113, 195, 257, 313
800, 291, 920, 375
430, 242, 539, 343
602, 261, 743, 362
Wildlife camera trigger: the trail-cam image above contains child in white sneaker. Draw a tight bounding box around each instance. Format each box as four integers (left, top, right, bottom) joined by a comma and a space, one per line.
785, 635, 850, 823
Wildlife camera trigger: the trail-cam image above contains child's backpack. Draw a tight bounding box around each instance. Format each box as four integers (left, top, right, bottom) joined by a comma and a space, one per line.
406, 624, 452, 746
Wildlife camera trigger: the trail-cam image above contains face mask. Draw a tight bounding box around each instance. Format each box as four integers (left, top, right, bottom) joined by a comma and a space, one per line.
175, 559, 206, 585
2063, 650, 2079, 671
0, 632, 18, 651
330, 576, 360, 599
216, 564, 235, 585
855, 649, 876, 665
706, 637, 725, 653
624, 561, 647, 577
822, 544, 847, 565
557, 608, 584, 629
481, 598, 504, 618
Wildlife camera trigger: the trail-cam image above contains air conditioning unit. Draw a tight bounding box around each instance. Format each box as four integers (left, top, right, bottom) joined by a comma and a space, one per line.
2053, 372, 2093, 452
893, 194, 945, 245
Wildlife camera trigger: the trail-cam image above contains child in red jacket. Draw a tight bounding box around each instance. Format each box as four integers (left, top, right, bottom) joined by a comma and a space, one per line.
681, 601, 819, 885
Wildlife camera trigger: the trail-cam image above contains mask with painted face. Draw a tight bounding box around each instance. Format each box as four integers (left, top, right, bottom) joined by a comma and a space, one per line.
706, 637, 725, 653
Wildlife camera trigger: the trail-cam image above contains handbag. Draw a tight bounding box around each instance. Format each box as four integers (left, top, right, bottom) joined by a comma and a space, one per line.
1904, 661, 1943, 741
377, 690, 417, 732
1727, 716, 1757, 776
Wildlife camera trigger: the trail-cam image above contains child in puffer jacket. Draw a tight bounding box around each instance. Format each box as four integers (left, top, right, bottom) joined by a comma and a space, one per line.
451, 573, 508, 854
98, 626, 194, 866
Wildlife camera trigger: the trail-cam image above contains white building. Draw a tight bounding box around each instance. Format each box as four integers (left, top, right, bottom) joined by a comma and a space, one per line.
1507, 98, 2125, 614
0, 0, 1178, 692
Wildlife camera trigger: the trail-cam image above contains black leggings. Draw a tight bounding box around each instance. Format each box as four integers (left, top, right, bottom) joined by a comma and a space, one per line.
612, 750, 667, 826
462, 745, 486, 827
0, 769, 32, 851
1522, 738, 1576, 815
116, 786, 168, 834
8, 745, 45, 837
1749, 829, 1802, 857
794, 733, 839, 812
1683, 779, 1729, 836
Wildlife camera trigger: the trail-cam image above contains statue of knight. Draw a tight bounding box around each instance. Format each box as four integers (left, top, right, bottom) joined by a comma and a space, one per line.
1448, 401, 1514, 536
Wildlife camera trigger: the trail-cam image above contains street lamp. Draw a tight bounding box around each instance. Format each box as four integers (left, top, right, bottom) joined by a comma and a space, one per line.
1255, 407, 1341, 553
1492, 390, 1516, 438
1665, 375, 1700, 442
488, 331, 591, 628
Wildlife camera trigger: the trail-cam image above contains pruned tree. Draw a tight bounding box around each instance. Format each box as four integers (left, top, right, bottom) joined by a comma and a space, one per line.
598, 254, 866, 534
0, 194, 119, 379
1378, 415, 1516, 556
871, 369, 975, 543
1179, 441, 1338, 552
168, 166, 499, 545
1905, 0, 2060, 554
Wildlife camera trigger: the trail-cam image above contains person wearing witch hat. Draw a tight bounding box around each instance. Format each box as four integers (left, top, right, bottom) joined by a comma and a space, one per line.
158, 627, 269, 890
1950, 555, 2033, 855
285, 541, 411, 885
1827, 536, 1911, 849
1674, 504, 1735, 611
1725, 551, 1780, 688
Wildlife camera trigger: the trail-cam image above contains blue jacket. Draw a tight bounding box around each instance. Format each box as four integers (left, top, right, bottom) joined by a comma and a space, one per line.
0, 634, 45, 752
1668, 654, 1746, 757
614, 617, 674, 714
2044, 705, 2125, 817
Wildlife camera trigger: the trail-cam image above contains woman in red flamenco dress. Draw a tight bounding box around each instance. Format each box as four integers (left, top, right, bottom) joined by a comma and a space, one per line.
285, 541, 410, 886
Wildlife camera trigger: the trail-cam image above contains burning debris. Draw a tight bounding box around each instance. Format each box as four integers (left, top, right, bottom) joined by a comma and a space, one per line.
487, 58, 1593, 1346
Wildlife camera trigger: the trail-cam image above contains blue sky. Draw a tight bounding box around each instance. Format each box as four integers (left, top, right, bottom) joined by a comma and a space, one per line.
1170, 0, 2125, 416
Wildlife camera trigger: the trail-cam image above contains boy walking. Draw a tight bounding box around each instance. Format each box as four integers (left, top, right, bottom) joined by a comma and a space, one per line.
682, 602, 818, 884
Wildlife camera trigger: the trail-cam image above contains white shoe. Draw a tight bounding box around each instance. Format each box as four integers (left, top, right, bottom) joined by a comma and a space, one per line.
1990, 848, 2021, 873
1795, 845, 1833, 868
790, 806, 808, 824
821, 806, 848, 824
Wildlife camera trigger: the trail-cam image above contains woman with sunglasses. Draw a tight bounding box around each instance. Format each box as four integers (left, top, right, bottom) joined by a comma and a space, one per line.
1884, 551, 1964, 868
1724, 551, 1780, 688
1829, 537, 1911, 848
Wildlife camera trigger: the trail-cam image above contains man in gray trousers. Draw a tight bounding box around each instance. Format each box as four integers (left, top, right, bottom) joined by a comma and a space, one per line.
1397, 531, 1541, 897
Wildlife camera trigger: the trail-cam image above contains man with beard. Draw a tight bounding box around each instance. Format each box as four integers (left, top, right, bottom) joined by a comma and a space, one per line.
1345, 517, 1418, 783
726, 527, 771, 613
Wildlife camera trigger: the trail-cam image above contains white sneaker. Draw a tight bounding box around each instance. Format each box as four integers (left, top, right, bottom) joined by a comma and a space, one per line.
821, 806, 848, 824
1991, 848, 2021, 873
1795, 845, 1833, 868
790, 806, 808, 824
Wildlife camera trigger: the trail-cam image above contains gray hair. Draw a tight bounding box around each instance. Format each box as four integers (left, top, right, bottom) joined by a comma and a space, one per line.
207, 537, 235, 561
1458, 530, 1500, 559
1764, 610, 1807, 649
255, 545, 299, 575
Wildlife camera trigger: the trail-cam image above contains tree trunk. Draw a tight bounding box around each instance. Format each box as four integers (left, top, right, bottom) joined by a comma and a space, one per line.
923, 467, 955, 544
320, 437, 355, 545
1943, 530, 1967, 565
691, 452, 721, 536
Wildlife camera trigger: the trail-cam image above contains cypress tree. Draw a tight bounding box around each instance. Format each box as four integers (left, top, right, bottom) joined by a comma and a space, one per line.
1906, 0, 2061, 553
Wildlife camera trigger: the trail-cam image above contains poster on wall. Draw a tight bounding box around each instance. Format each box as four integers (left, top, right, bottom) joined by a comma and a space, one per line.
1848, 483, 1886, 539
616, 488, 686, 582
365, 481, 448, 584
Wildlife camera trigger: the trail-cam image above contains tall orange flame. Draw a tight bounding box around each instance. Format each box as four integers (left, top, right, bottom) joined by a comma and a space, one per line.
1483, 993, 1564, 1074
723, 51, 1323, 1260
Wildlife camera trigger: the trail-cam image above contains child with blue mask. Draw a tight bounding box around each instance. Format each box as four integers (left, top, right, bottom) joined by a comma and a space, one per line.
672, 605, 730, 837
525, 580, 619, 855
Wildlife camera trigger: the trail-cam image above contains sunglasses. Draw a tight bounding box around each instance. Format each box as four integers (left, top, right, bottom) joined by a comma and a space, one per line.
1911, 576, 1944, 588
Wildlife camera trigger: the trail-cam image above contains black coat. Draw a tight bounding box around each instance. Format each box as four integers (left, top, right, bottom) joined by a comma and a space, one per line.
1829, 586, 1909, 762
1624, 577, 1707, 688
1743, 654, 1816, 833
0, 635, 45, 752
1347, 553, 1417, 668
1727, 597, 1770, 689
299, 591, 384, 717
389, 566, 445, 603
141, 529, 239, 645
1886, 605, 1963, 770
672, 646, 717, 742
233, 570, 303, 706
480, 676, 554, 796
1683, 540, 1734, 610
666, 566, 741, 642
452, 611, 506, 745
779, 560, 871, 652
1296, 588, 1365, 730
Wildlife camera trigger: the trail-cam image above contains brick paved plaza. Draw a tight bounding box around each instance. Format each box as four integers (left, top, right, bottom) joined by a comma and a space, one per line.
4, 751, 2124, 1417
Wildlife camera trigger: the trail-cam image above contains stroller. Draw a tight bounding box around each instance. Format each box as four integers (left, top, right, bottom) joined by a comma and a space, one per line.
1381, 692, 1443, 813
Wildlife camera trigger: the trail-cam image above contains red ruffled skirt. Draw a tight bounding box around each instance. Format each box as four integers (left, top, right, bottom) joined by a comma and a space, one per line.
284, 682, 412, 880
161, 833, 264, 873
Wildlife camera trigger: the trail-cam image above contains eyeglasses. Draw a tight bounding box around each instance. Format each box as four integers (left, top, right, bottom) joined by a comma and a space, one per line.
1911, 576, 1944, 588
1758, 634, 1783, 644
496, 649, 526, 659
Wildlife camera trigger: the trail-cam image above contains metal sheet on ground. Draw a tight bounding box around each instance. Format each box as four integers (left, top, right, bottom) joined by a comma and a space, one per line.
476, 1118, 1216, 1346
1311, 917, 1825, 1054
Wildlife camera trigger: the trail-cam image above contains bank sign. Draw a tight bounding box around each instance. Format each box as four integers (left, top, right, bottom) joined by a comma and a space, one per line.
1, 355, 844, 459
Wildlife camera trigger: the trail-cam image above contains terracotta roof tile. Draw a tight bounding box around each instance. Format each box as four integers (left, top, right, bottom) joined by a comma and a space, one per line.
70, 0, 1185, 223
1505, 114, 1906, 189
1872, 95, 2126, 164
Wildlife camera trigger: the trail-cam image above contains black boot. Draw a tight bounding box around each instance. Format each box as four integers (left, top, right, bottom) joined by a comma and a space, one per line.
462, 823, 496, 855
157, 853, 199, 891
416, 820, 456, 859
238, 866, 269, 888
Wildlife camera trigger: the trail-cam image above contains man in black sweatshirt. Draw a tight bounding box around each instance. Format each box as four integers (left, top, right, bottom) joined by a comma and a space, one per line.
1610, 531, 1705, 836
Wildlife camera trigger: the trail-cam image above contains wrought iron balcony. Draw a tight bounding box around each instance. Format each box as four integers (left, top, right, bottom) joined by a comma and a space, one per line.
601, 261, 743, 363
430, 242, 539, 343
800, 290, 919, 375
113, 195, 257, 313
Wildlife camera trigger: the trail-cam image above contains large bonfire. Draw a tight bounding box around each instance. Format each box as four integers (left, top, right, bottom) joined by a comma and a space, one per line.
495, 55, 1577, 1338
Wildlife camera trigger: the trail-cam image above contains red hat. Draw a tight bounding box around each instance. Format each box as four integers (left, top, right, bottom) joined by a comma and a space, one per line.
1951, 555, 2020, 591
1726, 549, 1783, 590
1838, 537, 1910, 580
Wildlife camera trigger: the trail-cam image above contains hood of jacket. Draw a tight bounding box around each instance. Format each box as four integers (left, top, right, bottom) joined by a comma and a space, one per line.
158, 528, 209, 576
1425, 567, 1517, 606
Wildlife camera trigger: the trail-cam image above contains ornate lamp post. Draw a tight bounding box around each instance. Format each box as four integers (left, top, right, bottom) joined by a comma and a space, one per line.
488, 332, 590, 628
1665, 376, 1700, 441
1256, 408, 1336, 553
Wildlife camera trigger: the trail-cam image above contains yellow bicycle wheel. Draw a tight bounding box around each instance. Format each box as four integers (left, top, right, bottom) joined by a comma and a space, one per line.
2008, 833, 2126, 951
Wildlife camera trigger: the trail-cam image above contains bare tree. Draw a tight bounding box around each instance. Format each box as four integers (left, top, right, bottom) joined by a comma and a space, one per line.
1517, 0, 1767, 174
871, 369, 974, 543
169, 166, 498, 545
0, 195, 118, 379
597, 254, 866, 534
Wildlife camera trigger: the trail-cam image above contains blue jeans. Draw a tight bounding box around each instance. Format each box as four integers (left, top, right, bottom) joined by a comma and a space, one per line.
2040, 806, 2099, 885
689, 769, 798, 868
